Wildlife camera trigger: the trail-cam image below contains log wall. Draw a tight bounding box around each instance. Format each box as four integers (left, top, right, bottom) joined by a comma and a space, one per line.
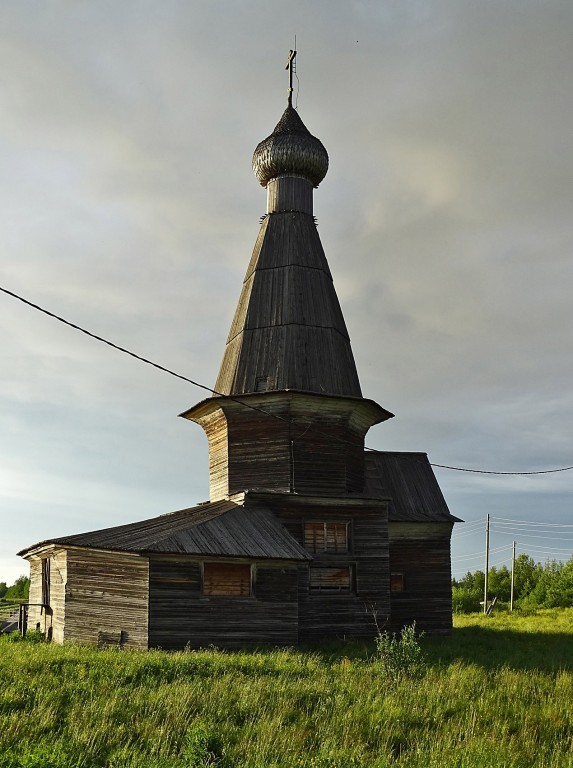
388, 522, 453, 635
148, 557, 299, 649
26, 548, 66, 642
64, 548, 149, 649
262, 496, 390, 642
190, 393, 387, 501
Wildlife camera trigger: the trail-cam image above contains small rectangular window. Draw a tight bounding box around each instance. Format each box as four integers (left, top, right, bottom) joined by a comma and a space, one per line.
203, 563, 251, 596
304, 522, 348, 553
390, 572, 405, 592
309, 566, 352, 593
255, 376, 269, 392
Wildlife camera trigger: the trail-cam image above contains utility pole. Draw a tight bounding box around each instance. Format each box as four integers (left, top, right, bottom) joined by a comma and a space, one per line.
483, 513, 490, 614
510, 540, 516, 612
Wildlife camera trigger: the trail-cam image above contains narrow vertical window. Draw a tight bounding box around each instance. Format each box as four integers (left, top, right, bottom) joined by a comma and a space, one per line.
41, 557, 50, 606
390, 572, 405, 592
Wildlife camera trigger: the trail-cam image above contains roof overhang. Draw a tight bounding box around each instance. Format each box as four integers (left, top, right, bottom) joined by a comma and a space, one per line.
180, 389, 394, 428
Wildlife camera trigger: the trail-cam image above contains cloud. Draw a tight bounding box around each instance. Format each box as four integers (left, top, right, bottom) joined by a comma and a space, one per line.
1, 0, 572, 581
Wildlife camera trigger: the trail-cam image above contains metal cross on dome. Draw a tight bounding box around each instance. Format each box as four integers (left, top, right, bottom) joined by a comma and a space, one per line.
286, 49, 297, 106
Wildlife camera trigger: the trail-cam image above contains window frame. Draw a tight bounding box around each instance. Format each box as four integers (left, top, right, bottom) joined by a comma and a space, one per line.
303, 521, 350, 554
41, 557, 50, 606
390, 572, 405, 593
308, 564, 354, 595
201, 562, 253, 597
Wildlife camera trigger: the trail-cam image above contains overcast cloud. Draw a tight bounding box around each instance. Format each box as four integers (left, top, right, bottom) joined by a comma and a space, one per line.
1, 1, 572, 582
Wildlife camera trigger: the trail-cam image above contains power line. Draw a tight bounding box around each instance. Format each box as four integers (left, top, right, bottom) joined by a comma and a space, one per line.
452, 520, 484, 530
0, 285, 295, 426
520, 545, 572, 555
431, 462, 573, 475
494, 531, 573, 542
493, 517, 573, 527
3, 283, 573, 477
452, 544, 510, 561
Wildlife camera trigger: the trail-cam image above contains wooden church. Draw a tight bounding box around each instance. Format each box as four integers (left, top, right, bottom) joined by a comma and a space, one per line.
19, 58, 459, 649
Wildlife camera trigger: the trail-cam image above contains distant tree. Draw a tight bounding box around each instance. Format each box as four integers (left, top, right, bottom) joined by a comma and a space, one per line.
0, 581, 7, 599
488, 565, 511, 602
513, 554, 541, 600
4, 576, 30, 601
452, 570, 485, 613
521, 557, 573, 609
452, 556, 573, 613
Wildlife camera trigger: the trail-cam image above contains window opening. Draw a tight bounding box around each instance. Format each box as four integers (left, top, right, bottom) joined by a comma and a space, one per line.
309, 565, 352, 593
203, 563, 251, 596
304, 522, 348, 553
41, 557, 50, 606
390, 572, 405, 592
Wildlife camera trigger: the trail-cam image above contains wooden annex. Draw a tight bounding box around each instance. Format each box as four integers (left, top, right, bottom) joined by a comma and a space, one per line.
19, 61, 460, 649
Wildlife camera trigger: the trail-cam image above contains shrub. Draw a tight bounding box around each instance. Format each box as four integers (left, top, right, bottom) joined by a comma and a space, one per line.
181, 721, 221, 767
452, 585, 482, 614
375, 622, 426, 682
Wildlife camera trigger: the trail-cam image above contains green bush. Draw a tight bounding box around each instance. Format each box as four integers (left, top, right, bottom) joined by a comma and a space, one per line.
375, 622, 426, 682
452, 585, 482, 614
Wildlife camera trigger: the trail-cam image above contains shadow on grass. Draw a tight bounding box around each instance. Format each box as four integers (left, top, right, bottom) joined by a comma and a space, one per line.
424, 626, 573, 673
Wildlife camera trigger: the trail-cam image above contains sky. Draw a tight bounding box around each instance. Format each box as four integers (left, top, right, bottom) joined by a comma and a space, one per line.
1, 1, 572, 584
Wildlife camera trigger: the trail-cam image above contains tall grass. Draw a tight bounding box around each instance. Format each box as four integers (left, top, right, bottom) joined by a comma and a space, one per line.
0, 609, 571, 767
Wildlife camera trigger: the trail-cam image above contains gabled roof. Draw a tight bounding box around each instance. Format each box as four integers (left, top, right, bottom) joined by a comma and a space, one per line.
18, 499, 312, 561
364, 451, 461, 523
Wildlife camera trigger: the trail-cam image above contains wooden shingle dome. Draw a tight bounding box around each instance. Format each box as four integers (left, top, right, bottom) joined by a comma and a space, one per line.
252, 104, 329, 188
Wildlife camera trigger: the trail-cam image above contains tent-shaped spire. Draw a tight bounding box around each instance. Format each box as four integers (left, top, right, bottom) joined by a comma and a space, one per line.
215, 102, 362, 398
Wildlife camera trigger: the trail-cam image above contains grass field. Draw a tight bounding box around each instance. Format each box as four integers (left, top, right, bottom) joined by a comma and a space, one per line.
0, 609, 571, 768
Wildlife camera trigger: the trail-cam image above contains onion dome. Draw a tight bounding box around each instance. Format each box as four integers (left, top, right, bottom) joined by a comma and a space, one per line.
252, 104, 329, 188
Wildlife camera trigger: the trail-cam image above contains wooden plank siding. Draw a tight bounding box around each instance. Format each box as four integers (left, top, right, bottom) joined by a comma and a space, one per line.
203, 409, 229, 501
64, 548, 149, 649
389, 522, 454, 635
266, 176, 313, 214
186, 392, 390, 501
148, 557, 299, 649
260, 495, 391, 641
26, 548, 66, 642
226, 406, 292, 494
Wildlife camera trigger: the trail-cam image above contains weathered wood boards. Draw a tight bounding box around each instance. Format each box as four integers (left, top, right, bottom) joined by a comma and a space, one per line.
148, 557, 299, 649
389, 522, 454, 634
17, 95, 458, 649
183, 392, 392, 501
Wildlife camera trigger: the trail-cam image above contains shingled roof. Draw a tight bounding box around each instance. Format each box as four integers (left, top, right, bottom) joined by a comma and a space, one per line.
214, 102, 362, 399
18, 499, 312, 561
364, 451, 461, 523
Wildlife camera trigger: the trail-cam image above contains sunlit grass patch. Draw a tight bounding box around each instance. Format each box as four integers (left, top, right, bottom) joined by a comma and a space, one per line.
0, 610, 572, 767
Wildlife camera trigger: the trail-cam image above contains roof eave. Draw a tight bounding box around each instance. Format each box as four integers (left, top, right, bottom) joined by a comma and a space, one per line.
180, 390, 394, 424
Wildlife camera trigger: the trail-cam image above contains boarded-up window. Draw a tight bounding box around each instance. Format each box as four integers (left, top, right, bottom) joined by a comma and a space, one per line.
203, 563, 251, 596
390, 572, 405, 592
309, 566, 352, 593
304, 522, 348, 553
97, 630, 125, 649
41, 557, 50, 606
255, 376, 269, 392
